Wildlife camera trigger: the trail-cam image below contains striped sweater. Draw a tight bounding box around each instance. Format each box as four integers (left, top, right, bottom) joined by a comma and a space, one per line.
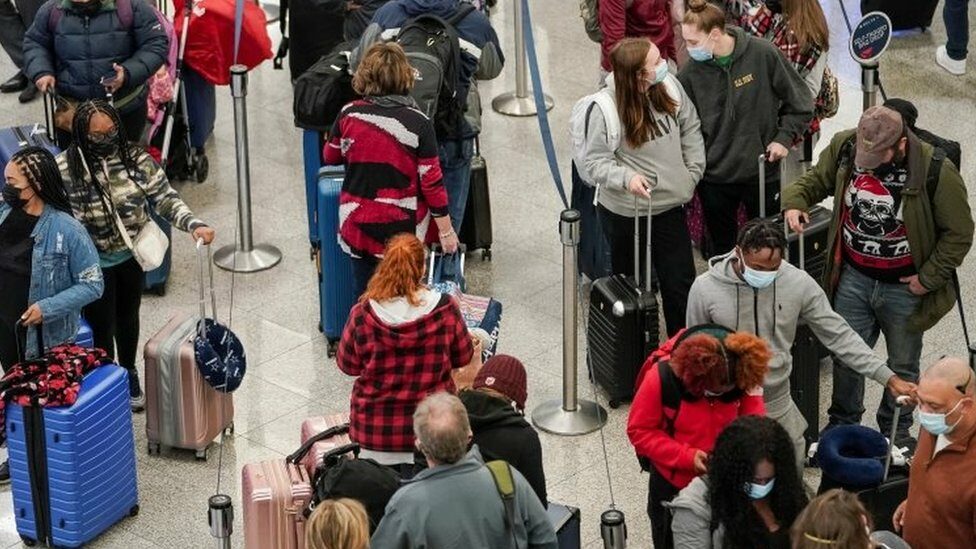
57, 148, 204, 256
324, 95, 448, 259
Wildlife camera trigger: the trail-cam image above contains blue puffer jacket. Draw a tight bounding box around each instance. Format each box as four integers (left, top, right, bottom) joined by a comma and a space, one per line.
23, 0, 168, 114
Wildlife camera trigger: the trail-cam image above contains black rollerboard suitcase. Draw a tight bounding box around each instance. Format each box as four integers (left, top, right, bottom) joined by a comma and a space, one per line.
459, 138, 493, 260
587, 195, 659, 408
861, 0, 939, 31
547, 502, 581, 549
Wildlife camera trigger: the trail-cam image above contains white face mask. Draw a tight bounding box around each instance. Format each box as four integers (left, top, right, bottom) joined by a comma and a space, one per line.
738, 250, 778, 289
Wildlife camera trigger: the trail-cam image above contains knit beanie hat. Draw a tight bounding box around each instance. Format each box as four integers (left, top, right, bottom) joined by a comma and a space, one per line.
473, 354, 528, 410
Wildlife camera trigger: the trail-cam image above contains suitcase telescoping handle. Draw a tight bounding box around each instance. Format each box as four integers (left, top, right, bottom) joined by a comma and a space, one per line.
196, 239, 218, 325
12, 320, 44, 363
426, 243, 467, 286
42, 91, 56, 141
882, 395, 912, 481
783, 214, 806, 271
758, 153, 767, 219
632, 189, 652, 293
285, 423, 351, 465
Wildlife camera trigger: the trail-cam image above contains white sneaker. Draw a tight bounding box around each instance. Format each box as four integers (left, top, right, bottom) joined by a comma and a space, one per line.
936, 45, 967, 75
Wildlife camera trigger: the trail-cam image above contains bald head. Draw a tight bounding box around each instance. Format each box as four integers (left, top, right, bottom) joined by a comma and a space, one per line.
413, 393, 471, 465
921, 357, 975, 396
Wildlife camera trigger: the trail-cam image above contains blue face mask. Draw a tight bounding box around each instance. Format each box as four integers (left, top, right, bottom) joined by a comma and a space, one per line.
652, 62, 669, 85
688, 35, 714, 62
739, 251, 778, 289
744, 478, 775, 500
918, 400, 965, 436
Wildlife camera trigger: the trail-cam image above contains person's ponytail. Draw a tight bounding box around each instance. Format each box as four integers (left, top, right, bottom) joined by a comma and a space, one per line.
360, 233, 427, 306
683, 0, 726, 33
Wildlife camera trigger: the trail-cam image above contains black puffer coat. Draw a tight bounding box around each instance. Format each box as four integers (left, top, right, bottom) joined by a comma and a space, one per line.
23, 0, 168, 113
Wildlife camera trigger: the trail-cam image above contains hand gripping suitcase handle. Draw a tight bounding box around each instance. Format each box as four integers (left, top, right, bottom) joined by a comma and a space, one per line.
632, 190, 652, 293
426, 243, 467, 285
195, 239, 218, 324
883, 395, 912, 481
782, 214, 806, 271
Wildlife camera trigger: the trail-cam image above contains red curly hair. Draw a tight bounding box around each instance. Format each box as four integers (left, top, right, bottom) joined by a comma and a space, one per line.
360, 234, 426, 306
670, 332, 771, 396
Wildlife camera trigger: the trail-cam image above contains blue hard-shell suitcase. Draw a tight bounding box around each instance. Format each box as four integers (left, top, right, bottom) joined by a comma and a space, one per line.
316, 165, 356, 357
143, 210, 172, 295
303, 129, 323, 250
7, 365, 140, 547
0, 124, 59, 169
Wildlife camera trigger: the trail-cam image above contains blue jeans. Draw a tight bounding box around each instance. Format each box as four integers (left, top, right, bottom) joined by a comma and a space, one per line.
437, 138, 474, 285
944, 0, 971, 60
828, 265, 923, 440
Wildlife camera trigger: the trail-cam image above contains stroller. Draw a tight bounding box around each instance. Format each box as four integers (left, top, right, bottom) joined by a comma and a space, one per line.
147, 1, 212, 183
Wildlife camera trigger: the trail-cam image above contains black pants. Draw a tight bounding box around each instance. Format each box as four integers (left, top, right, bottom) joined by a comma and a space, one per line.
0, 316, 27, 373
350, 255, 379, 302
698, 175, 780, 258
83, 257, 143, 370
647, 469, 680, 549
598, 205, 695, 336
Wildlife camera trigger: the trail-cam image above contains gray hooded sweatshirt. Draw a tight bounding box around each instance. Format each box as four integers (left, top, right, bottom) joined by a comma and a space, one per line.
667, 476, 724, 549
582, 73, 706, 217
686, 251, 894, 461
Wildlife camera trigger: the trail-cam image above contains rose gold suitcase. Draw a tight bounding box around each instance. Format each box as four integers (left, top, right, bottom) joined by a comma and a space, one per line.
242, 458, 312, 549
144, 244, 234, 460
298, 414, 351, 476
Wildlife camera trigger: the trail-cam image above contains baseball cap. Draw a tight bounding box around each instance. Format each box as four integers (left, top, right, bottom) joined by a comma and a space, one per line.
855, 106, 904, 170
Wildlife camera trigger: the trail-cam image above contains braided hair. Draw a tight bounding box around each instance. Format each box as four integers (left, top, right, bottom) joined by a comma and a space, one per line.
64, 100, 146, 237
736, 218, 788, 255
9, 146, 73, 213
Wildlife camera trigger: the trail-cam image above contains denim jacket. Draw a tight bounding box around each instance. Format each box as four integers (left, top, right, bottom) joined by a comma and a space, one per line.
0, 203, 103, 358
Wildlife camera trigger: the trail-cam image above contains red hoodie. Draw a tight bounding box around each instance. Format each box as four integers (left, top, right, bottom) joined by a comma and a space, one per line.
627, 363, 765, 489
599, 0, 676, 72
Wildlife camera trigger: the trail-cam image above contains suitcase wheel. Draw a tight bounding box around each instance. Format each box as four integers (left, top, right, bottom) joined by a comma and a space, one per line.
195, 448, 208, 461
327, 340, 339, 358
194, 154, 209, 183
129, 504, 140, 517
224, 422, 235, 436
483, 248, 492, 261
20, 535, 36, 547
150, 283, 166, 296
608, 399, 622, 409
147, 442, 161, 455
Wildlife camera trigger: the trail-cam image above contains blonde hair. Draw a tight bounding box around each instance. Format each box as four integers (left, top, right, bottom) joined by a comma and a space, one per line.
305, 498, 370, 549
352, 42, 414, 97
790, 489, 872, 549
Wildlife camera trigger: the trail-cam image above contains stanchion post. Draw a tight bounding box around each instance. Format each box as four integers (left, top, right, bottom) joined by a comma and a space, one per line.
214, 65, 283, 273
491, 0, 553, 117
532, 210, 607, 436
861, 62, 879, 111
208, 494, 233, 549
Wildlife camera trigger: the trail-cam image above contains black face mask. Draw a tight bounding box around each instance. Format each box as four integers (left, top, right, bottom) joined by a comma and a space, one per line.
73, 0, 102, 15
2, 185, 28, 209
88, 131, 120, 158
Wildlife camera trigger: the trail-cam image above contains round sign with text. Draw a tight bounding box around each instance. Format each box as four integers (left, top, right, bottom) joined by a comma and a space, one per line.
849, 11, 893, 65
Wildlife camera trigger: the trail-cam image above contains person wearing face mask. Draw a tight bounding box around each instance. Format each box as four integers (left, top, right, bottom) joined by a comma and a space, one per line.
582, 36, 705, 336
891, 357, 976, 549
458, 354, 547, 506
686, 218, 916, 467
627, 325, 769, 549
57, 100, 214, 412
0, 146, 103, 483
22, 0, 169, 142
676, 0, 813, 258
783, 106, 973, 454
668, 415, 807, 549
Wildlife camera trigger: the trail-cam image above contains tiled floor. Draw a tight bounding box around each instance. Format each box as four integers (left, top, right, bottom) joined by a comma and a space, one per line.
0, 0, 973, 547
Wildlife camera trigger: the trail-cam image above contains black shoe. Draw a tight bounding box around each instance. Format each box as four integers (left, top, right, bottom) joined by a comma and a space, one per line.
17, 82, 37, 104
128, 369, 145, 412
0, 459, 10, 485
0, 72, 27, 93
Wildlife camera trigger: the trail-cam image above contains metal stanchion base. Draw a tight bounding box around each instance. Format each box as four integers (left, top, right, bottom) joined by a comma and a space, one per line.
532, 399, 607, 436
492, 91, 554, 117
213, 244, 282, 273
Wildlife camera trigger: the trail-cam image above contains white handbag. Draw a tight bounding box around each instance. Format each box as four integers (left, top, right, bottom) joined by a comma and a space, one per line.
113, 208, 169, 272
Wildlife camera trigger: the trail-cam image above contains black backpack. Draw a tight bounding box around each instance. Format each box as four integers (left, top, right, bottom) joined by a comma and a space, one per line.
292, 41, 360, 132
395, 4, 475, 140
305, 442, 401, 532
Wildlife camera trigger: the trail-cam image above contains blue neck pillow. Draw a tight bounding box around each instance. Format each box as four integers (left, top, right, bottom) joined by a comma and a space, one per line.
816, 425, 888, 488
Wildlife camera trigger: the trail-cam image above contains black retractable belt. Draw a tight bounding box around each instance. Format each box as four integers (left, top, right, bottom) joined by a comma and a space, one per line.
951, 272, 976, 371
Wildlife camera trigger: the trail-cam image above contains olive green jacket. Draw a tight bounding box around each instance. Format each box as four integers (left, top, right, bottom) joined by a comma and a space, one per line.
781, 129, 974, 332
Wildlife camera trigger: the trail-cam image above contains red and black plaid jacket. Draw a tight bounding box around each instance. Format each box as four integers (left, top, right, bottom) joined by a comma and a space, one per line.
336, 294, 474, 452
